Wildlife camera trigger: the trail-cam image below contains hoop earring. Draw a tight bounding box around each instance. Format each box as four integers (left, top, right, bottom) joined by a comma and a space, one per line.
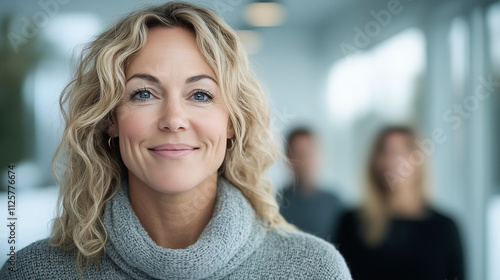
227, 138, 235, 151
108, 137, 114, 149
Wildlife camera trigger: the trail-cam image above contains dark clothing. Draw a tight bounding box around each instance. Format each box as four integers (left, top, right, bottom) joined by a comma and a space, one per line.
334, 209, 465, 280
279, 184, 344, 241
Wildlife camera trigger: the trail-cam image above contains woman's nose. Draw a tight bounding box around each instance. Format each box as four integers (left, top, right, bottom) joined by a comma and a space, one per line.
158, 98, 189, 132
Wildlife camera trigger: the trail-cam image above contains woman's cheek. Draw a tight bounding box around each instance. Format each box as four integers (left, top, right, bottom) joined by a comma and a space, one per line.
197, 109, 229, 164
118, 106, 155, 139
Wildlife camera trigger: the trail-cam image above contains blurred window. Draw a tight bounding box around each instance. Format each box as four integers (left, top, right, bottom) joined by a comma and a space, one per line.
327, 28, 425, 125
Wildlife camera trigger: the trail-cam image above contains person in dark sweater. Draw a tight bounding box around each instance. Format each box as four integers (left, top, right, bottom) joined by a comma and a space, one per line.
279, 128, 344, 241
334, 126, 464, 280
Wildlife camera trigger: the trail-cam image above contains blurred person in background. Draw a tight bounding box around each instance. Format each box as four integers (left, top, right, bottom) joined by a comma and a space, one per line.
279, 127, 344, 241
334, 126, 464, 280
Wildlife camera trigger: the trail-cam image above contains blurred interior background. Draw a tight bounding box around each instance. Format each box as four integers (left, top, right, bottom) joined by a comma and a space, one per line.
0, 0, 499, 279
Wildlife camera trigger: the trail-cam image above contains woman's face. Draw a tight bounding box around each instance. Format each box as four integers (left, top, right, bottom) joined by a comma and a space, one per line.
110, 27, 233, 194
375, 132, 418, 184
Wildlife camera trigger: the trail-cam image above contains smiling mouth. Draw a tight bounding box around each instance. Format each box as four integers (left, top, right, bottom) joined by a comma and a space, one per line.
148, 143, 199, 159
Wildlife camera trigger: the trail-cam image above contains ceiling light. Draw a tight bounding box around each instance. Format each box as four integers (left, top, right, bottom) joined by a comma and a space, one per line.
244, 2, 286, 27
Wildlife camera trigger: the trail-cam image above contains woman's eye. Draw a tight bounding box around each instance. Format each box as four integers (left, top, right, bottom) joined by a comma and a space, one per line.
193, 92, 207, 101
131, 89, 154, 101
137, 91, 151, 98
190, 90, 214, 103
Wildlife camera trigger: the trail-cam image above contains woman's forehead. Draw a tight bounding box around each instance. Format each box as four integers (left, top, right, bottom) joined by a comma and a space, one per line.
125, 27, 217, 83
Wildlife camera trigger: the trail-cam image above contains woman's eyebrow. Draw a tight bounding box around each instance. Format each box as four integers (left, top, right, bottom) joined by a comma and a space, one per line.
126, 73, 218, 85
126, 73, 160, 83
185, 74, 218, 85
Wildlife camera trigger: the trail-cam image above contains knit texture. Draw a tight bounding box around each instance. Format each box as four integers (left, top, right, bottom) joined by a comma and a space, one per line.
1, 177, 352, 279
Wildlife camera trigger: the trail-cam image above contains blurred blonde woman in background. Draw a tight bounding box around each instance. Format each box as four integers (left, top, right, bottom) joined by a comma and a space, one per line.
334, 126, 464, 280
0, 2, 351, 279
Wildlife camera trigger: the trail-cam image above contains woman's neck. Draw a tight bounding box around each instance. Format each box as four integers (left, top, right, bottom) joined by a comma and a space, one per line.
387, 184, 425, 219
128, 173, 218, 249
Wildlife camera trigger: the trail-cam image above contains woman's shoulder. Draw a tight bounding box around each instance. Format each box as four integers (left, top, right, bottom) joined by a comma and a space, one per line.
335, 208, 360, 232
0, 238, 77, 279
253, 228, 352, 279
265, 227, 340, 249
425, 208, 459, 229
428, 207, 457, 222
21, 238, 76, 259
338, 208, 357, 221
426, 208, 462, 236
0, 238, 128, 279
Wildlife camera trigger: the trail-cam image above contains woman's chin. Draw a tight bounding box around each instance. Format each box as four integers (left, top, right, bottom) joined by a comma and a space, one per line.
148, 176, 206, 195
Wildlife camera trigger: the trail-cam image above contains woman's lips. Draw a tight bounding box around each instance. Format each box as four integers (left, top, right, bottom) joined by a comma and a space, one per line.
148, 143, 198, 159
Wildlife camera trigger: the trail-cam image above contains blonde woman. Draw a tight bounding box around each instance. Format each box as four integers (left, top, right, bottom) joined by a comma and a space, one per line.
334, 126, 464, 280
0, 2, 351, 279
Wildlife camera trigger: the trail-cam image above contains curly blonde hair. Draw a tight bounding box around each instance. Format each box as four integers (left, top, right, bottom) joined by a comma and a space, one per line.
50, 1, 295, 273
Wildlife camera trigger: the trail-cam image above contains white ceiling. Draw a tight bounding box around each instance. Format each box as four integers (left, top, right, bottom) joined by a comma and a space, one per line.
0, 0, 376, 31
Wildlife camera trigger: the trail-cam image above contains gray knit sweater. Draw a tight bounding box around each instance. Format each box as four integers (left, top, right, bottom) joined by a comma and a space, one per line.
1, 177, 352, 279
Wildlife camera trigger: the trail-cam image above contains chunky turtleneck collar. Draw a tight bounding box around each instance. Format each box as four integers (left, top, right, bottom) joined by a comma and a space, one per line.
103, 177, 266, 279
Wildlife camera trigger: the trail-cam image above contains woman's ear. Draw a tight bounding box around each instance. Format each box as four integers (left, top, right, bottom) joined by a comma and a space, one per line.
227, 118, 235, 139
107, 113, 119, 138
